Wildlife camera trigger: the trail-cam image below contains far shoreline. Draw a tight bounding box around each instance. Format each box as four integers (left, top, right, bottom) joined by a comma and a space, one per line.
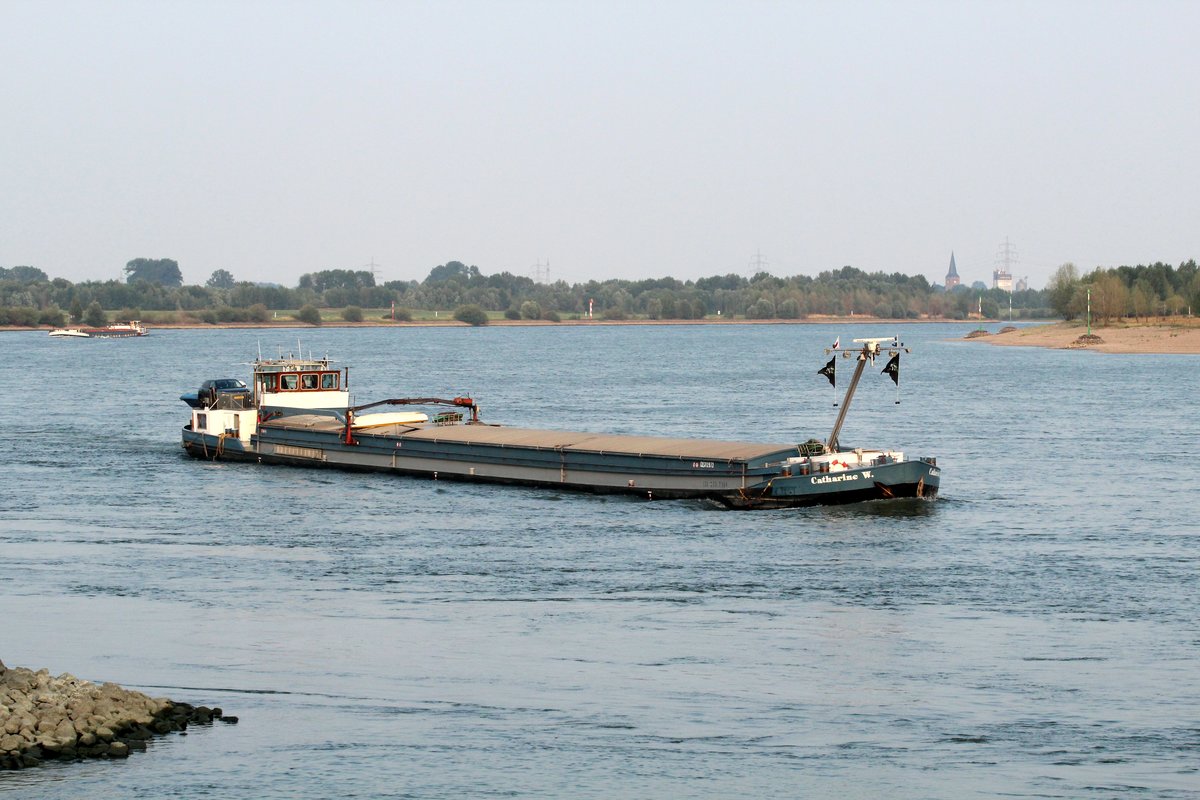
15, 316, 1198, 355
4, 316, 1053, 333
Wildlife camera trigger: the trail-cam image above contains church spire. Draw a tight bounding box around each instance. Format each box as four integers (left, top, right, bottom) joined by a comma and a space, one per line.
945, 251, 960, 289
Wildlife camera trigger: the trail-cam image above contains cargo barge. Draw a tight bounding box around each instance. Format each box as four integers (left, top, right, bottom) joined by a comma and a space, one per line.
49, 320, 148, 338
180, 337, 940, 509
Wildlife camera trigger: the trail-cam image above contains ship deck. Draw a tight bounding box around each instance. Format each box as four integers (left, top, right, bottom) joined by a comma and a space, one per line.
264, 416, 798, 464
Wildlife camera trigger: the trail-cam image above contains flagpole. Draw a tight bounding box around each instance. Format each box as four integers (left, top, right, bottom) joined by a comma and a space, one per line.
818, 356, 838, 406
883, 353, 901, 404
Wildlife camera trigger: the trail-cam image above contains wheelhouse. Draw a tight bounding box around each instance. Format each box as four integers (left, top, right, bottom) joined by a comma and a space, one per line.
253, 355, 350, 415
259, 370, 341, 393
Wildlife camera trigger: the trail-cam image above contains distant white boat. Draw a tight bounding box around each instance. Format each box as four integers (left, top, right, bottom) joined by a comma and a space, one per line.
47, 320, 148, 339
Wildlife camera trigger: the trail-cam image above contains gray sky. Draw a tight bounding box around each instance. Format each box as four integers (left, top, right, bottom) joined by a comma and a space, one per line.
4, 0, 1198, 290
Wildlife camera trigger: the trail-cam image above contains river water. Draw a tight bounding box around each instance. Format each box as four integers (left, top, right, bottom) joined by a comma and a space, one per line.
1, 323, 1197, 798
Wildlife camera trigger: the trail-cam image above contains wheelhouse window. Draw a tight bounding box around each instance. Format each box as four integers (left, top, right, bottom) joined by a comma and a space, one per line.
320, 372, 338, 389
196, 413, 207, 430
260, 374, 277, 392
279, 374, 298, 390
301, 373, 319, 390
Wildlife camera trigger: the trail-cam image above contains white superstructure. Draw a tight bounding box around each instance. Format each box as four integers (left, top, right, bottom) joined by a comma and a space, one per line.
253, 356, 350, 412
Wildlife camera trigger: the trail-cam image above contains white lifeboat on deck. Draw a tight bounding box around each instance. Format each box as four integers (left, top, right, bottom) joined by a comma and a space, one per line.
351, 412, 429, 429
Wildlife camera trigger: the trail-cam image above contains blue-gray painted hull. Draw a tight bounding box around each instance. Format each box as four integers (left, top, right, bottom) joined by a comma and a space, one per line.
735, 458, 940, 508
181, 426, 940, 509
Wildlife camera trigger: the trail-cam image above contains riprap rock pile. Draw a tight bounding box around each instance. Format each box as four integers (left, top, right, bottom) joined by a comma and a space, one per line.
0, 659, 235, 770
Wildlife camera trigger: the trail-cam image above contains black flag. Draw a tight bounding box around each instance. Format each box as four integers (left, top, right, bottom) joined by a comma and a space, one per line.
818, 357, 836, 387
882, 353, 900, 385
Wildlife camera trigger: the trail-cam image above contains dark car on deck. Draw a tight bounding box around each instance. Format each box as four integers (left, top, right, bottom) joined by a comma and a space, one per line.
182, 378, 251, 409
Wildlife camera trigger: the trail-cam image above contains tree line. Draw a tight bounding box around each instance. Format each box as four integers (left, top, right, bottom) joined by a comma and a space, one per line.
1, 257, 1069, 327
1044, 261, 1200, 326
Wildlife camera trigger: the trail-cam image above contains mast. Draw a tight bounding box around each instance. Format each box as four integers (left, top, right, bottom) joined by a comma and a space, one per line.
824, 336, 908, 453
827, 353, 868, 452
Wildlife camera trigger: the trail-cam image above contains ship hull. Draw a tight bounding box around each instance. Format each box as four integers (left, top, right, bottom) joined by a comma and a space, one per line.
722, 458, 939, 508
182, 423, 940, 510
83, 329, 146, 338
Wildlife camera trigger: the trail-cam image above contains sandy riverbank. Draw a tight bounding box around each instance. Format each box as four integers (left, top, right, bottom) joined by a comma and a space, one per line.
971, 321, 1200, 354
